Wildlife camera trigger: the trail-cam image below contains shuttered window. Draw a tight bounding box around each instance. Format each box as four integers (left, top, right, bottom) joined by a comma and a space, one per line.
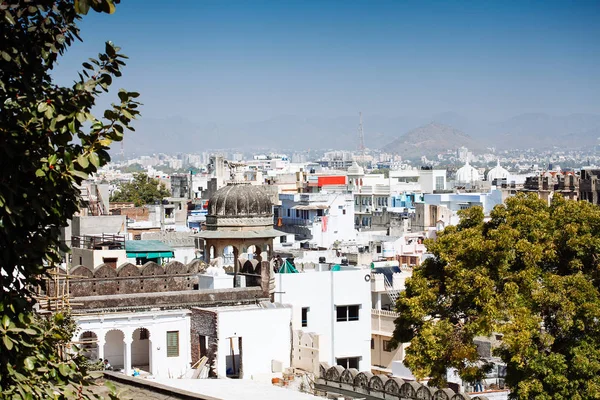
167, 331, 179, 357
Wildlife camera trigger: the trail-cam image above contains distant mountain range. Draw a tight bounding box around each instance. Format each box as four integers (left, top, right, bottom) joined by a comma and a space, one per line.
120, 112, 600, 156
383, 123, 480, 158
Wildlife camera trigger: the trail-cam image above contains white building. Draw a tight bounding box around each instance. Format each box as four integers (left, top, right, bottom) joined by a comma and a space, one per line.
423, 189, 504, 224
74, 309, 191, 378
455, 160, 482, 185
197, 303, 293, 380
277, 192, 356, 248
275, 266, 372, 371
370, 263, 413, 374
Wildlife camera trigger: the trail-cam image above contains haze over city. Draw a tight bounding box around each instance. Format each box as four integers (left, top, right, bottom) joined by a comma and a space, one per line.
50, 1, 600, 152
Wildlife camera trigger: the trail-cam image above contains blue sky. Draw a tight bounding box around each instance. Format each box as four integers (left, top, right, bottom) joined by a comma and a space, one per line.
53, 0, 600, 123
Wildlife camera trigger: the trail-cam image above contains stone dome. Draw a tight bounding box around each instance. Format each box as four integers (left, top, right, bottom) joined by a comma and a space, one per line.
208, 184, 272, 217
487, 160, 510, 182
456, 160, 480, 184
347, 161, 364, 176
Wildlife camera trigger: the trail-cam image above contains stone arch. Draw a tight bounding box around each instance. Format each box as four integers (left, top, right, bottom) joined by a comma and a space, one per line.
70, 265, 94, 279
140, 261, 165, 276
104, 329, 125, 369
369, 375, 388, 391
354, 371, 373, 388
94, 264, 117, 279
325, 365, 345, 382
187, 259, 207, 274
451, 394, 472, 400
78, 331, 98, 360
433, 388, 456, 400
400, 381, 421, 398
417, 385, 436, 399
254, 262, 262, 275
340, 368, 358, 384
241, 259, 258, 274
165, 260, 186, 275
384, 377, 405, 394
223, 245, 236, 266
116, 263, 140, 277
319, 363, 330, 379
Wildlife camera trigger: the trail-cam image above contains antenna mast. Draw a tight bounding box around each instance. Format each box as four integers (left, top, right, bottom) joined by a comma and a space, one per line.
358, 112, 365, 162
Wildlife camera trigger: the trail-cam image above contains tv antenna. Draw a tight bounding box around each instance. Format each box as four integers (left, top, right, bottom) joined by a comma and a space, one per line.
358, 112, 365, 163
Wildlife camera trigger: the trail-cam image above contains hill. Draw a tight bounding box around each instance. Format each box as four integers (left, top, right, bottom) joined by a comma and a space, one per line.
383, 123, 480, 158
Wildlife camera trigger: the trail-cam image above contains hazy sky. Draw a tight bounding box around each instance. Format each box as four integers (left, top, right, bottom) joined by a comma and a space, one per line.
53, 0, 600, 123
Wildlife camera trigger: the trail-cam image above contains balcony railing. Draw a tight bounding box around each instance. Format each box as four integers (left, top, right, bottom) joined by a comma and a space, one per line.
371, 308, 400, 335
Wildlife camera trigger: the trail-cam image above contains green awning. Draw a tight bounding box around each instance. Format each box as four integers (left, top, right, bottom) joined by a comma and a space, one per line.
125, 240, 175, 259
126, 251, 174, 258
279, 260, 298, 274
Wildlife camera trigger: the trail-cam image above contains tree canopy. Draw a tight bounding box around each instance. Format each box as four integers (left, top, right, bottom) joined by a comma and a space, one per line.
0, 0, 138, 397
393, 194, 600, 399
110, 173, 170, 206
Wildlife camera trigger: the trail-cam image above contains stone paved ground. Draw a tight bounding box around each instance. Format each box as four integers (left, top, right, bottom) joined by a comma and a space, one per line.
87, 379, 182, 400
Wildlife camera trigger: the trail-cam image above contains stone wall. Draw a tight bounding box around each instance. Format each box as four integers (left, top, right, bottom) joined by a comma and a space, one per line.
190, 308, 219, 377
49, 260, 207, 298
317, 364, 494, 400
71, 287, 266, 312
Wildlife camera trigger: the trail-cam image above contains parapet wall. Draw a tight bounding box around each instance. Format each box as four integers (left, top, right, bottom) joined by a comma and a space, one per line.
48, 260, 207, 298
317, 364, 493, 400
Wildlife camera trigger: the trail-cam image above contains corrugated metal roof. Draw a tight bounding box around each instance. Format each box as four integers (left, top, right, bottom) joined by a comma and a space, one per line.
125, 240, 175, 253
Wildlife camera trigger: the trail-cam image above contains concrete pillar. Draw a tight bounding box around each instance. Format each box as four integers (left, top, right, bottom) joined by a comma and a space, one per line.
376, 293, 382, 310
98, 333, 105, 361
124, 335, 132, 376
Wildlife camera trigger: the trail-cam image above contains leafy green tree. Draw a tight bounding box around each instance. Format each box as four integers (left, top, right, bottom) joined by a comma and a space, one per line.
393, 194, 600, 399
370, 168, 390, 178
110, 173, 170, 206
0, 0, 139, 397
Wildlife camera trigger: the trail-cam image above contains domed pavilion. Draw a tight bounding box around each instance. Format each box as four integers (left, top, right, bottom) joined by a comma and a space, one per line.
194, 183, 284, 286
486, 159, 510, 183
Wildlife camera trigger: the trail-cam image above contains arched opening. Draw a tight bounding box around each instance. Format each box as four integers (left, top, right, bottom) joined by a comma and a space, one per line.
79, 331, 98, 361
253, 245, 263, 263
223, 245, 234, 266
131, 328, 151, 374
104, 330, 125, 370
246, 245, 256, 260
209, 245, 215, 262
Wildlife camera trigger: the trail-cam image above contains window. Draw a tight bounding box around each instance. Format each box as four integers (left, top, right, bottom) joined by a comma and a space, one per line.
287, 209, 290, 217
296, 209, 300, 218
166, 331, 179, 357
336, 305, 360, 322
301, 307, 309, 327
355, 197, 359, 205
436, 176, 444, 191
371, 338, 375, 350
336, 357, 360, 369
383, 340, 394, 352
342, 209, 346, 215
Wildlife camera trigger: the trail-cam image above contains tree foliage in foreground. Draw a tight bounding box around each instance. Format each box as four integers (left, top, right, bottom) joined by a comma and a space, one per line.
0, 0, 139, 398
393, 194, 600, 399
110, 173, 170, 206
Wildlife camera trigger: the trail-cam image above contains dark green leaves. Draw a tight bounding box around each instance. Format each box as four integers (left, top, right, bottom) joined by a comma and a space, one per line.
1, 1, 137, 398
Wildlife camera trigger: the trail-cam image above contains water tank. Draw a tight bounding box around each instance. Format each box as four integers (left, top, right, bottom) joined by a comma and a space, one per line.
318, 256, 326, 263
341, 258, 348, 266
382, 242, 395, 258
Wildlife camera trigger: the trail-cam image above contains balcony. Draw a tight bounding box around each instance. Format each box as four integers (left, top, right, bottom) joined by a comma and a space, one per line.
371, 308, 399, 336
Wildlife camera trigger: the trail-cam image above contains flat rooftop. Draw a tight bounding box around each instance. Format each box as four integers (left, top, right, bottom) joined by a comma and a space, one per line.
152, 378, 319, 400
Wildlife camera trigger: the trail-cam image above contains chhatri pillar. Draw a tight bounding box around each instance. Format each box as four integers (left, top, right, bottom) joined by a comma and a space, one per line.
194, 183, 284, 288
